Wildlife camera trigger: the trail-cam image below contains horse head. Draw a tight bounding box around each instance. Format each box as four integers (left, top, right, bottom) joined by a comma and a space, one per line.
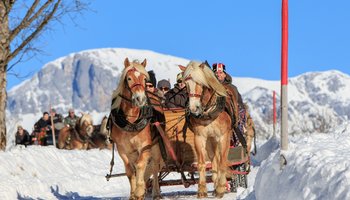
79, 112, 94, 137
112, 58, 149, 109
180, 61, 227, 117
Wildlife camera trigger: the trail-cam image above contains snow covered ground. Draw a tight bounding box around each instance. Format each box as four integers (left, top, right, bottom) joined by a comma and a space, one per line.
1, 122, 349, 199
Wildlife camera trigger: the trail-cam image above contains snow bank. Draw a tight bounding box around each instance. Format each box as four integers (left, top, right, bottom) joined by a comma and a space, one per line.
254, 123, 350, 200
0, 145, 244, 199
0, 146, 127, 199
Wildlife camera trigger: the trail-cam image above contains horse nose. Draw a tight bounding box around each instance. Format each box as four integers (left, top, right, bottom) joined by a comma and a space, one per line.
136, 96, 143, 102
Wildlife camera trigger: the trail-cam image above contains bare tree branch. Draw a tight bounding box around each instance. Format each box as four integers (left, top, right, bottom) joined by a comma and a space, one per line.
7, 0, 61, 63
7, 45, 38, 72
7, 69, 34, 79
9, 0, 51, 42
1, 0, 15, 18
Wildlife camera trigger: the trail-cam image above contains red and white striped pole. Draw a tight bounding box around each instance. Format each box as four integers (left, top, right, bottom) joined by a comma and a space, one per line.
280, 0, 289, 168
273, 90, 277, 137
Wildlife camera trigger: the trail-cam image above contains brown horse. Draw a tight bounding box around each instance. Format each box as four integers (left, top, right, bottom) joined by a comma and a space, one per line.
181, 61, 232, 198
110, 58, 163, 200
58, 113, 94, 150
88, 116, 112, 150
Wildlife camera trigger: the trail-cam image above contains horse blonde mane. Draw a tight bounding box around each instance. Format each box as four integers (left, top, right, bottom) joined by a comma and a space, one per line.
183, 61, 227, 97
80, 113, 93, 127
99, 116, 108, 136
111, 60, 149, 110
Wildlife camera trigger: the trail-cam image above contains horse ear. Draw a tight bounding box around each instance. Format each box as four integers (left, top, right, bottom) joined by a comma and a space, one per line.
124, 58, 130, 68
199, 63, 206, 69
141, 59, 147, 68
178, 65, 186, 72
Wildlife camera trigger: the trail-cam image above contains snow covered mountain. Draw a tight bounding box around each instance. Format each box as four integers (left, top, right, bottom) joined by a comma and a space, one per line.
7, 48, 189, 115
233, 70, 349, 138
6, 48, 350, 145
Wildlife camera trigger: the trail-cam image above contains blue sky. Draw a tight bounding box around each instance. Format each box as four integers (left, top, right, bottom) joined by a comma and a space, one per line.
7, 0, 350, 89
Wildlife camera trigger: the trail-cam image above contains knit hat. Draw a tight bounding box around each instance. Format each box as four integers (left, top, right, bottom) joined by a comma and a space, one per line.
212, 63, 226, 73
147, 70, 157, 86
17, 125, 23, 130
157, 79, 171, 89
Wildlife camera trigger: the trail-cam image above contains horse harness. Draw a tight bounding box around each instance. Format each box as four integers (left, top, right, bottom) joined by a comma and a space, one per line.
109, 105, 153, 132
184, 77, 248, 152
63, 126, 93, 149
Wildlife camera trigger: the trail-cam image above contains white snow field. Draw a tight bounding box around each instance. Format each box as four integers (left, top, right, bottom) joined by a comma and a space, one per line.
1, 122, 349, 199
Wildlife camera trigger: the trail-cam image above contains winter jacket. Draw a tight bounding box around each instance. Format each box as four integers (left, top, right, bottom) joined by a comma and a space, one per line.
50, 114, 65, 130
34, 118, 51, 132
64, 115, 80, 128
15, 130, 31, 146
223, 74, 244, 109
164, 84, 188, 108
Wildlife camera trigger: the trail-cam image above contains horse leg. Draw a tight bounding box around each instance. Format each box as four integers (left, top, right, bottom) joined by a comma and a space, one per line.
151, 145, 163, 199
134, 149, 151, 200
126, 163, 137, 200
119, 151, 137, 200
194, 135, 208, 198
215, 132, 231, 198
211, 140, 220, 195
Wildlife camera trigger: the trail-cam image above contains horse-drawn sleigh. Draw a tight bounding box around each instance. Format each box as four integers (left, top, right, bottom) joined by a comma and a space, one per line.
106, 58, 255, 199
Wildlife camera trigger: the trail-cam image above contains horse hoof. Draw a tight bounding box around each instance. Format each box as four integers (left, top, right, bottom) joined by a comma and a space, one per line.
153, 195, 162, 200
134, 195, 145, 200
197, 192, 208, 198
215, 192, 225, 198
129, 197, 136, 200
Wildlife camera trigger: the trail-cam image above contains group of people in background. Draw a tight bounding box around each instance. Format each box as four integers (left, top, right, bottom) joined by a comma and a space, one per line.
146, 70, 188, 108
145, 62, 243, 112
15, 108, 79, 146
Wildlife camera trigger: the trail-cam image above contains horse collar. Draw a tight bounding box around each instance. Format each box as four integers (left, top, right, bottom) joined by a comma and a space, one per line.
110, 106, 153, 132
187, 96, 226, 120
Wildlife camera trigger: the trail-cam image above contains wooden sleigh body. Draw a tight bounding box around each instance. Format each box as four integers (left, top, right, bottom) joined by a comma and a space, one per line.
154, 108, 250, 192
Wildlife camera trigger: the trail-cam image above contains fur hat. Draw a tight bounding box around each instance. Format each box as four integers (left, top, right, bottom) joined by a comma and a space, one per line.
147, 70, 157, 86
157, 79, 171, 89
212, 63, 226, 73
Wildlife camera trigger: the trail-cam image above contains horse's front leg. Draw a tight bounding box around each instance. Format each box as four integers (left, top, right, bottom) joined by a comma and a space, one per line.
151, 144, 163, 199
118, 150, 136, 200
134, 148, 151, 200
215, 131, 231, 198
194, 135, 208, 198
211, 140, 220, 194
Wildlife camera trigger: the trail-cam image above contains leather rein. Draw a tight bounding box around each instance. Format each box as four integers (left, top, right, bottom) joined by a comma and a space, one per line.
184, 76, 226, 120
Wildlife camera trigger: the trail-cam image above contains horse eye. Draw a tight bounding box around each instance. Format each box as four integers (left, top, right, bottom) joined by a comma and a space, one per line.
127, 77, 131, 81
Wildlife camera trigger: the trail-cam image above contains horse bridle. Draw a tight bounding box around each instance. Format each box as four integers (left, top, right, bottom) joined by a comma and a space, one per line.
184, 75, 218, 111
184, 76, 202, 98
118, 67, 147, 103
126, 67, 145, 90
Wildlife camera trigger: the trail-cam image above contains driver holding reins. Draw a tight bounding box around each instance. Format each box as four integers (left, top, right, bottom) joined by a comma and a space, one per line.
212, 63, 246, 147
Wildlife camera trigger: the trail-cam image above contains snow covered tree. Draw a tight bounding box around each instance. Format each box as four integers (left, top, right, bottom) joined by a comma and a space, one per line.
0, 0, 89, 150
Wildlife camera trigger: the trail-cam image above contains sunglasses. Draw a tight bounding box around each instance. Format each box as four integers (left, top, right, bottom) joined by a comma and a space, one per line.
146, 84, 154, 88
160, 87, 169, 91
